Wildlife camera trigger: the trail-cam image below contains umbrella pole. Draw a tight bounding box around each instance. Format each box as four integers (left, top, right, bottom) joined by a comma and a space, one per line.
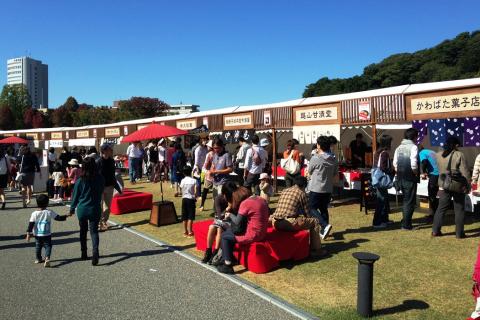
160, 177, 164, 203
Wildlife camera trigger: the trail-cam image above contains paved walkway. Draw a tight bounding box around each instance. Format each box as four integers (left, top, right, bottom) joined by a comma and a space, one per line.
0, 192, 298, 320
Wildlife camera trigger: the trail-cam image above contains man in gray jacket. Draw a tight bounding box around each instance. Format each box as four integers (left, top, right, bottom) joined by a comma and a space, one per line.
308, 136, 338, 239
393, 128, 419, 230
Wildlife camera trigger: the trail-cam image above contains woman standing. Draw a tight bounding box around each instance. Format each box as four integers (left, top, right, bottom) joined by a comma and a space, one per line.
47, 147, 56, 174
283, 140, 301, 188
217, 188, 269, 274
171, 143, 186, 196
0, 148, 11, 210
18, 146, 41, 208
372, 135, 394, 228
432, 136, 471, 238
69, 157, 105, 265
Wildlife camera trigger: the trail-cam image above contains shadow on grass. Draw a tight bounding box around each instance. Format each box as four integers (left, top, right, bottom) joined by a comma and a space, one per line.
121, 219, 150, 227
375, 299, 429, 316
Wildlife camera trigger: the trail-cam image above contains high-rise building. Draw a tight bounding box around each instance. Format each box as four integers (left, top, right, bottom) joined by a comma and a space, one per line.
7, 57, 48, 108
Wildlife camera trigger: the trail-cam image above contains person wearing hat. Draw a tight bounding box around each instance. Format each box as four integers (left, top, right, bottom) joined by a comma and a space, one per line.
243, 135, 268, 195
66, 158, 81, 200
259, 173, 273, 204
96, 143, 122, 231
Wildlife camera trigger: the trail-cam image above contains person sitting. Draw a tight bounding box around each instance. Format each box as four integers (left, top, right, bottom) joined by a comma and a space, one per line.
271, 176, 326, 257
201, 181, 237, 264
217, 187, 269, 274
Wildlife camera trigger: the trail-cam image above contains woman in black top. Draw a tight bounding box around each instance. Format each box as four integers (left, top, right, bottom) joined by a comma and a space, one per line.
18, 146, 41, 207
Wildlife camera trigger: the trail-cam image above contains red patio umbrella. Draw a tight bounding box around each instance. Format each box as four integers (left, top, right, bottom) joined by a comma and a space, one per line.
0, 136, 29, 144
122, 123, 188, 143
122, 123, 188, 203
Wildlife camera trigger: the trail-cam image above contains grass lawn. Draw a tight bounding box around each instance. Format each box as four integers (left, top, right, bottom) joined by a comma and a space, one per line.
109, 178, 479, 319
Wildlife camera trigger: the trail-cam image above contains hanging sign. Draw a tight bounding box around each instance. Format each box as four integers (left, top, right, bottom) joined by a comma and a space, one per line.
76, 130, 90, 138
51, 132, 62, 140
105, 127, 121, 137
26, 133, 39, 140
263, 110, 271, 126
411, 92, 480, 115
223, 112, 254, 130
49, 140, 64, 148
176, 119, 197, 131
293, 125, 341, 143
222, 129, 254, 144
102, 137, 121, 145
123, 126, 129, 135
358, 101, 371, 121
41, 132, 46, 140
293, 103, 339, 126
65, 131, 70, 139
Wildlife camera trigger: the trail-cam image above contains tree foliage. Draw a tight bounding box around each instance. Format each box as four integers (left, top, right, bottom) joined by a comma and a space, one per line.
0, 84, 32, 129
303, 31, 480, 97
0, 106, 15, 130
23, 107, 48, 129
116, 97, 170, 121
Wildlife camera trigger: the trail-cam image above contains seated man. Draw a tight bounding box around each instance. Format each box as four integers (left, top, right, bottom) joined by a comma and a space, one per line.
271, 176, 326, 257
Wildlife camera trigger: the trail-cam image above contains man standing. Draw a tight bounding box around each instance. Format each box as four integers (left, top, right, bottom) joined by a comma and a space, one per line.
272, 176, 325, 257
349, 133, 368, 168
157, 139, 168, 182
308, 136, 338, 240
235, 137, 250, 185
419, 145, 439, 219
210, 138, 233, 201
126, 142, 142, 184
393, 128, 420, 230
97, 143, 122, 231
243, 135, 267, 195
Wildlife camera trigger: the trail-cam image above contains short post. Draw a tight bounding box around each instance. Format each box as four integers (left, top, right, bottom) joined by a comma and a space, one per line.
352, 252, 380, 317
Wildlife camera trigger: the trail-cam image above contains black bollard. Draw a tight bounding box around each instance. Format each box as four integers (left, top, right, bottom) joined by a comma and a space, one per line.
352, 252, 380, 317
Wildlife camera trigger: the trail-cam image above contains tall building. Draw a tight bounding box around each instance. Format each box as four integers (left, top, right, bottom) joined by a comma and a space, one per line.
7, 57, 48, 108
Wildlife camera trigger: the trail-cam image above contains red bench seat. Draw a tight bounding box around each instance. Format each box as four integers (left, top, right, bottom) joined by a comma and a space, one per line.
193, 219, 310, 273
110, 189, 153, 215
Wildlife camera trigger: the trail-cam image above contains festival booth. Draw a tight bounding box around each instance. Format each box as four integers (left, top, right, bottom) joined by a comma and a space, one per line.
404, 80, 480, 212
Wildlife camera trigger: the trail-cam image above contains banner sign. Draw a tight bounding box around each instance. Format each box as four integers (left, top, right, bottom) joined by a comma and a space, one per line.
293, 103, 339, 125
102, 137, 121, 145
105, 127, 121, 137
223, 112, 254, 130
176, 119, 197, 130
76, 130, 90, 138
263, 110, 271, 126
219, 129, 254, 144
358, 101, 371, 121
26, 133, 39, 140
123, 126, 129, 135
293, 125, 340, 145
49, 140, 64, 148
411, 92, 480, 115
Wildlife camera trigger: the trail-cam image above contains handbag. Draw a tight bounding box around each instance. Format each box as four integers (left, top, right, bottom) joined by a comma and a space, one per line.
281, 150, 300, 175
371, 151, 393, 189
441, 151, 469, 194
15, 156, 26, 182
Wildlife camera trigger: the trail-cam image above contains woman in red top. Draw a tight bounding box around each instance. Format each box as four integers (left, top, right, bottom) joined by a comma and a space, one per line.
217, 187, 270, 274
283, 140, 301, 188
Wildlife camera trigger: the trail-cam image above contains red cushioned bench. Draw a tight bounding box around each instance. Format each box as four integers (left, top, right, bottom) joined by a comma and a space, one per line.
193, 219, 310, 274
110, 189, 153, 215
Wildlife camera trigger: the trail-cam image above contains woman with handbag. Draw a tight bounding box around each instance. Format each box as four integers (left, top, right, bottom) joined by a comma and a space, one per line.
372, 135, 394, 229
282, 140, 301, 188
0, 148, 11, 210
18, 146, 41, 208
432, 136, 471, 238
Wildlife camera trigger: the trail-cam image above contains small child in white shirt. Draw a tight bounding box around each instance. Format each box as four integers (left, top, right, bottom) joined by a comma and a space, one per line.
26, 194, 68, 267
51, 163, 64, 200
259, 173, 273, 204
180, 166, 197, 237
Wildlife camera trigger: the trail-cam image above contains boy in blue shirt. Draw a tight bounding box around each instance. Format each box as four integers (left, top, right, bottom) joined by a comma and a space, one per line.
26, 194, 68, 267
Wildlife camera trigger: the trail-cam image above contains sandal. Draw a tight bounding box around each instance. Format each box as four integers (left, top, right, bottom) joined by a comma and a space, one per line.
183, 232, 189, 237
187, 232, 194, 237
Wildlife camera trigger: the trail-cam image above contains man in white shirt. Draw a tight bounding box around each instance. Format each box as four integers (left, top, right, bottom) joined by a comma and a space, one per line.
126, 142, 142, 184
235, 137, 250, 185
157, 139, 168, 182
243, 135, 268, 195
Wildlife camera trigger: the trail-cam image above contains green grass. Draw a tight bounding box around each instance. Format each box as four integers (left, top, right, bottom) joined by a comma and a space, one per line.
110, 178, 479, 319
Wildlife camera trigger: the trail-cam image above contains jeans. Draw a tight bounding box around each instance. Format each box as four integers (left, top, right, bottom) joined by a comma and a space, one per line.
399, 180, 417, 229
309, 191, 331, 232
35, 236, 52, 260
432, 190, 466, 237
221, 228, 236, 262
373, 187, 390, 226
285, 172, 300, 188
79, 217, 100, 255
427, 175, 439, 216
128, 157, 139, 182
195, 177, 201, 198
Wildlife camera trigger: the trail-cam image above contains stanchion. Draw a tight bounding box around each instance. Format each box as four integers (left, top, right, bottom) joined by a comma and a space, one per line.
352, 252, 380, 317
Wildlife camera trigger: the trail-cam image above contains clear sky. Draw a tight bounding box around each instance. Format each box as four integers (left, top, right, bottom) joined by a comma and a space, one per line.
1, 0, 479, 110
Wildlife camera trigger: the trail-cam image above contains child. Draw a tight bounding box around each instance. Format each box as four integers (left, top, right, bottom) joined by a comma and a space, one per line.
26, 194, 68, 267
180, 165, 197, 237
259, 173, 273, 204
51, 163, 64, 201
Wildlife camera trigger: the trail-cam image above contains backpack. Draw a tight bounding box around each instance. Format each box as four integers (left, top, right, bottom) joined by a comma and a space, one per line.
252, 147, 262, 166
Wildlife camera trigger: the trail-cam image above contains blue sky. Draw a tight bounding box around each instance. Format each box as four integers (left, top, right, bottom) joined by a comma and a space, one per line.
1, 0, 479, 110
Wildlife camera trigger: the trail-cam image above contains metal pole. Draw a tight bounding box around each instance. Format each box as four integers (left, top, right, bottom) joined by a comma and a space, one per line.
272, 128, 277, 193
352, 252, 380, 317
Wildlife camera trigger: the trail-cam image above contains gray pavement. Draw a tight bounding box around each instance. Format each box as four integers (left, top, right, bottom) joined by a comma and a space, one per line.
0, 192, 298, 320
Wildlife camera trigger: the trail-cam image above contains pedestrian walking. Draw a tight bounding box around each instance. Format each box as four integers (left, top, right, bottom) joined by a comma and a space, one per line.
0, 147, 11, 210
180, 166, 197, 237
18, 146, 41, 208
243, 135, 267, 195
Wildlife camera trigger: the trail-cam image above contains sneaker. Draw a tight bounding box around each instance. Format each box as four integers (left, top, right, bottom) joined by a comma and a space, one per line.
81, 252, 89, 260
34, 259, 43, 264
44, 258, 51, 268
92, 252, 99, 266
373, 223, 387, 229
320, 224, 332, 240
431, 231, 443, 237
217, 263, 234, 274
1, 202, 5, 210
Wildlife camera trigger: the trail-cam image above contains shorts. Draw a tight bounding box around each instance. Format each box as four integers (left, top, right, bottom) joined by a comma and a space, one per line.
0, 174, 7, 188
21, 173, 35, 186
244, 173, 260, 188
181, 198, 196, 221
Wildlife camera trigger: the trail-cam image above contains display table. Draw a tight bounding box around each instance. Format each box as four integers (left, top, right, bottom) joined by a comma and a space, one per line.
110, 189, 153, 215
193, 219, 310, 274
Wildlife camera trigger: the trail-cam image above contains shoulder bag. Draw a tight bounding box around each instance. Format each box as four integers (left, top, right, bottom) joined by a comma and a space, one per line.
371, 151, 393, 189
441, 151, 469, 194
15, 156, 26, 182
281, 150, 300, 175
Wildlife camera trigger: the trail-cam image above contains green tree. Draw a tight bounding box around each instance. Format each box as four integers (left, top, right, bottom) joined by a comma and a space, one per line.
116, 97, 170, 121
0, 84, 32, 129
0, 106, 15, 130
